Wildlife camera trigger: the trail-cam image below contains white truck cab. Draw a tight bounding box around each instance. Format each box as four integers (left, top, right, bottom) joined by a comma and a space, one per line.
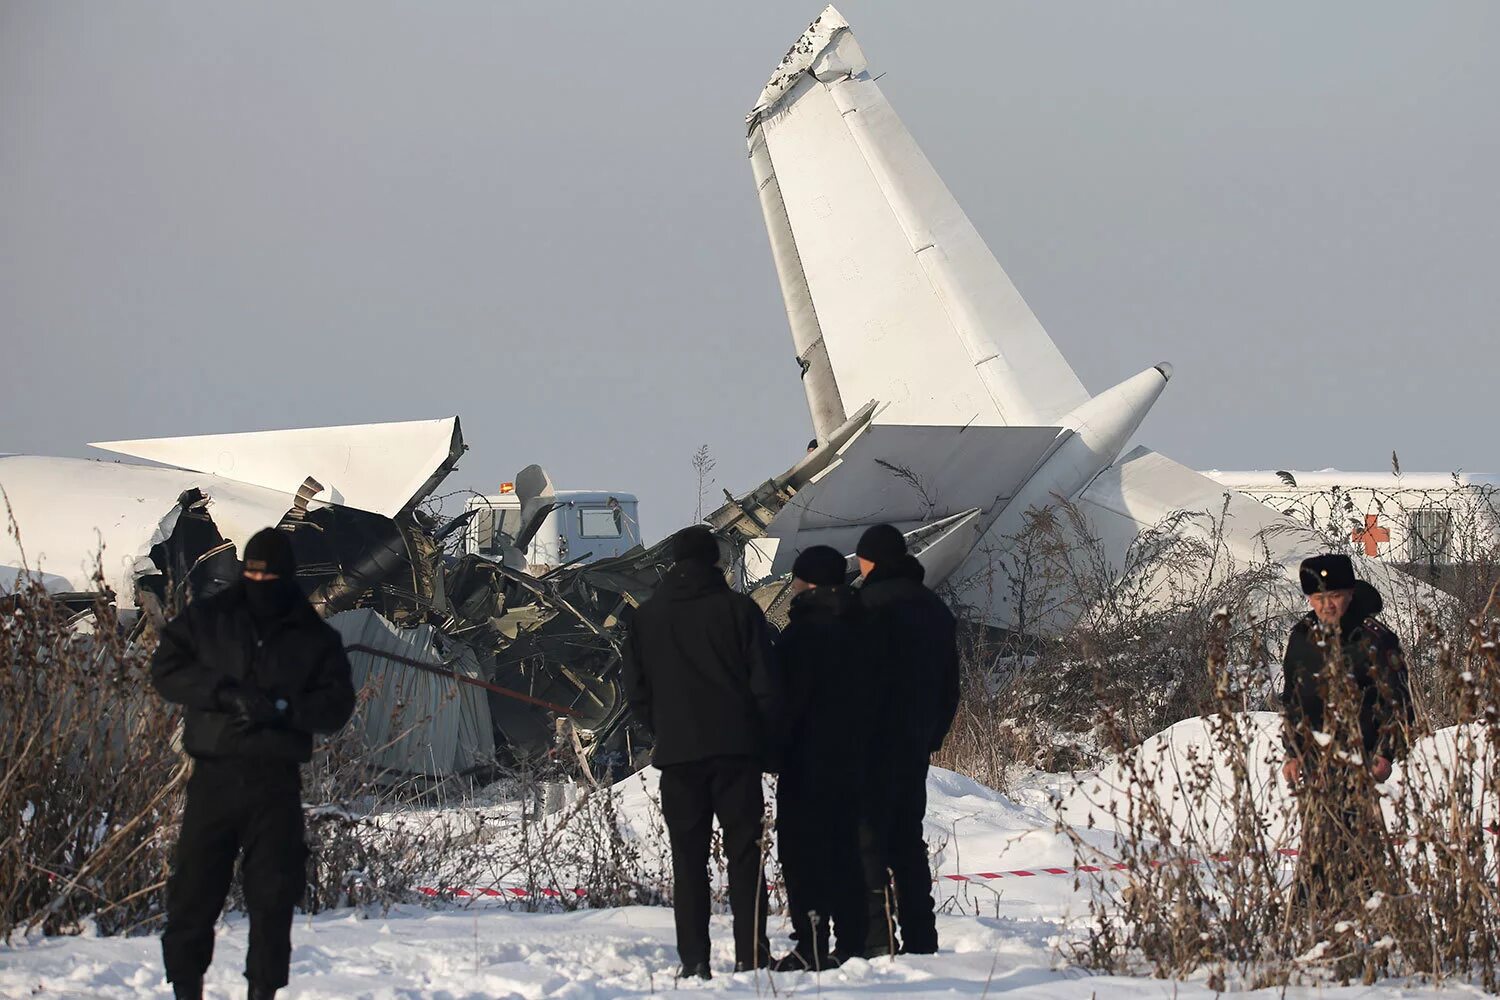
465, 489, 642, 573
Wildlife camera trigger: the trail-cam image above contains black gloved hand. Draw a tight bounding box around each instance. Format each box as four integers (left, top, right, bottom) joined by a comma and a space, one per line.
217, 684, 284, 728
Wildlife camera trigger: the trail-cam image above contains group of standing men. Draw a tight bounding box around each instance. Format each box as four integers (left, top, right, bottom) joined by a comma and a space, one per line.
622, 522, 960, 978
143, 518, 1420, 995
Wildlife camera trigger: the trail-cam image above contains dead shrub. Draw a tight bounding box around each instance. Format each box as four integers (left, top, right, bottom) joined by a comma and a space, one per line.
0, 573, 185, 938
1061, 605, 1500, 989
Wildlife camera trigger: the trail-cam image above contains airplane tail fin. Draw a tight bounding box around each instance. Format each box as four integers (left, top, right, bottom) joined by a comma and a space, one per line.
748, 6, 1089, 436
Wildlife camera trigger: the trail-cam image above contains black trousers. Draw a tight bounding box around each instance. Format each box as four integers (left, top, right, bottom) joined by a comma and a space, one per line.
162, 759, 307, 990
657, 756, 769, 968
777, 785, 864, 960
858, 760, 937, 955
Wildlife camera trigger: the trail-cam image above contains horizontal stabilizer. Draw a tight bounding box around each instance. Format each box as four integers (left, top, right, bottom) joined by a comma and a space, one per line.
707, 401, 878, 545
766, 422, 1061, 575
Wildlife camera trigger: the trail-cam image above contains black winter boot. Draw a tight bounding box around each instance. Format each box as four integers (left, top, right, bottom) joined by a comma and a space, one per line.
676, 962, 712, 981
772, 949, 840, 972
247, 983, 278, 1000
171, 978, 203, 1000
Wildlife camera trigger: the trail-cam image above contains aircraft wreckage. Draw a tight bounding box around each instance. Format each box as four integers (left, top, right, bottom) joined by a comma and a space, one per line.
0, 418, 671, 782
0, 410, 969, 784
1, 5, 1452, 783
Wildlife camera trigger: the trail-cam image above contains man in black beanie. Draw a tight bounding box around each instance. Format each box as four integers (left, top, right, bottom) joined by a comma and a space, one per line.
853, 524, 959, 957
152, 528, 355, 1000
621, 525, 779, 979
771, 545, 871, 970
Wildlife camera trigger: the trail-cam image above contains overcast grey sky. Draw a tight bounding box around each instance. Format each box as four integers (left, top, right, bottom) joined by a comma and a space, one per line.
3, 2, 1497, 540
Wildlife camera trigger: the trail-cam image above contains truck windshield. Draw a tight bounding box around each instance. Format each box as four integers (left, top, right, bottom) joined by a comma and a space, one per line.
579, 507, 623, 539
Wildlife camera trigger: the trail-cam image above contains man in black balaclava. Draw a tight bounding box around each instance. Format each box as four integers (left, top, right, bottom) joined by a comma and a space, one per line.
853, 524, 959, 958
1280, 553, 1413, 906
152, 528, 356, 1000
772, 545, 871, 971
621, 525, 780, 980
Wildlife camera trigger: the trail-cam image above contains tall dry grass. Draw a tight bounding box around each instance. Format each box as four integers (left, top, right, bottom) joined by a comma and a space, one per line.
1058, 602, 1499, 989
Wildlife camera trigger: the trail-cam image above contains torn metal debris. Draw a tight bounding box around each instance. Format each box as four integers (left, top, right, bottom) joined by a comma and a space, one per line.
0, 418, 670, 783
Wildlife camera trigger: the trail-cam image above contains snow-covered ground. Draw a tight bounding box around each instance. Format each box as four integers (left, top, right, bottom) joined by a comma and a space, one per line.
6, 904, 1476, 999
2, 714, 1492, 998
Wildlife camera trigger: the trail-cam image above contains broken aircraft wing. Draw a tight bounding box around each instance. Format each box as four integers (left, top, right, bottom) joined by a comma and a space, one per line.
91, 417, 464, 518
0, 454, 321, 606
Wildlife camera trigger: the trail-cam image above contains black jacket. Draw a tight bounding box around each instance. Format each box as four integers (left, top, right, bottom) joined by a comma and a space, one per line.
860, 556, 961, 763
774, 584, 873, 799
151, 584, 357, 763
620, 560, 780, 769
1281, 580, 1413, 760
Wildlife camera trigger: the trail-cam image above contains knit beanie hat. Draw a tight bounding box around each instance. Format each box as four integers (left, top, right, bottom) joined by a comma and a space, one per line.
243, 527, 297, 578
670, 525, 721, 566
791, 545, 848, 586
855, 523, 907, 566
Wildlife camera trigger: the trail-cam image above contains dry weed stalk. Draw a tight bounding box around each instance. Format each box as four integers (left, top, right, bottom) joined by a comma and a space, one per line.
0, 566, 184, 937
1062, 607, 1499, 989
1, 517, 490, 933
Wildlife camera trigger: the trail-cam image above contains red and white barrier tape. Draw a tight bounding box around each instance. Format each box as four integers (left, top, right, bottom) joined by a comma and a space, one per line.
416, 827, 1500, 899
418, 885, 589, 899
414, 858, 1262, 898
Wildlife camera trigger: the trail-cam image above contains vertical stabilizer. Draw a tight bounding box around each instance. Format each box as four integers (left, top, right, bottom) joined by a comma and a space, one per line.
747, 7, 1090, 430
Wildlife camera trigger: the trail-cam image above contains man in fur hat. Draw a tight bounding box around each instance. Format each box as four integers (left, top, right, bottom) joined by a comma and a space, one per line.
1281, 553, 1413, 785
1280, 553, 1414, 908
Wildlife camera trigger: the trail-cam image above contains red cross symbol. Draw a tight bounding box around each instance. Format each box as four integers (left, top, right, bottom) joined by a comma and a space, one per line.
1352, 514, 1390, 556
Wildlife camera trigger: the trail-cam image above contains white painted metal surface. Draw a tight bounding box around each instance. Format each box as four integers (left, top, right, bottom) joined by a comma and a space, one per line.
1200, 469, 1500, 566
0, 455, 299, 604
746, 8, 1447, 635
465, 490, 642, 572
748, 6, 1089, 432
904, 508, 985, 587
764, 422, 1060, 576
1, 418, 464, 608
91, 417, 463, 518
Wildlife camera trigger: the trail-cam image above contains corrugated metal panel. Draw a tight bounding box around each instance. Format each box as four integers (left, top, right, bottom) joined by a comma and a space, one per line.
330, 609, 495, 777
